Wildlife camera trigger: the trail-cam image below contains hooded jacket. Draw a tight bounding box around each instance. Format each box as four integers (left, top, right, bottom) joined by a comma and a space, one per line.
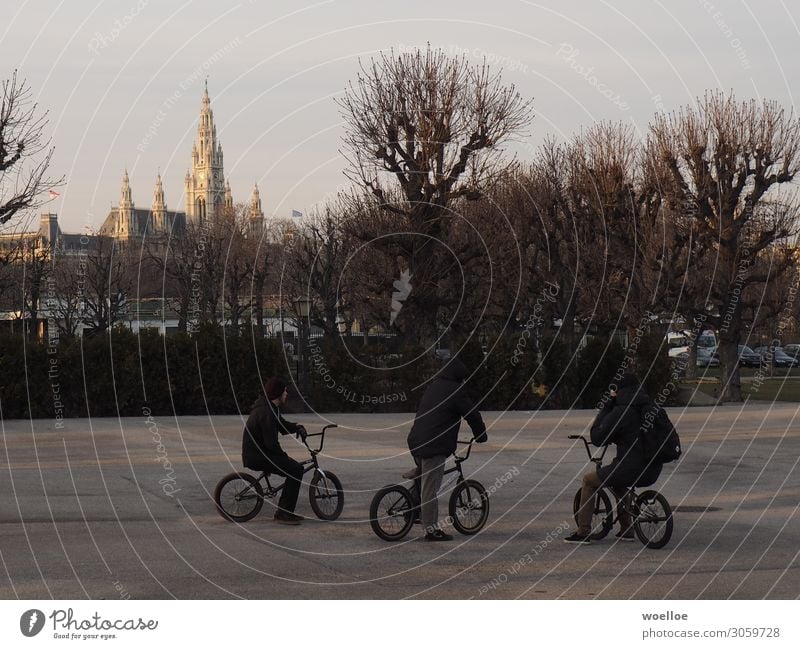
407, 359, 487, 458
242, 395, 301, 469
590, 384, 662, 488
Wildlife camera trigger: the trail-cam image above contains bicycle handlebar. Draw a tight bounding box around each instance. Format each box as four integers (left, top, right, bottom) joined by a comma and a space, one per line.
453, 437, 479, 462
302, 423, 338, 454
567, 434, 608, 463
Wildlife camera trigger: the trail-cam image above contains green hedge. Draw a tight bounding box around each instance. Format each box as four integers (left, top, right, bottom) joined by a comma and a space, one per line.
0, 328, 282, 420
0, 328, 677, 420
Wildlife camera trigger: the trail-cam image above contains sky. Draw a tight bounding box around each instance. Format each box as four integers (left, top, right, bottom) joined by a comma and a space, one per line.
2, 0, 799, 233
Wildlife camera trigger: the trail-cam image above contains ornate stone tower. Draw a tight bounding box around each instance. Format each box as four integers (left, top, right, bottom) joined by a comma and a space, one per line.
118, 169, 134, 238
185, 81, 225, 224
248, 183, 264, 232
152, 173, 167, 234
224, 179, 233, 212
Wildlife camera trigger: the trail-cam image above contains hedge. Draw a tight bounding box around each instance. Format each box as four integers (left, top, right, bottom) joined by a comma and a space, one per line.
0, 328, 676, 420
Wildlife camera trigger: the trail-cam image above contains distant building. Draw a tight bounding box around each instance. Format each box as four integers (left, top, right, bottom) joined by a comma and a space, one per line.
99, 82, 265, 241
0, 83, 272, 338
0, 212, 85, 255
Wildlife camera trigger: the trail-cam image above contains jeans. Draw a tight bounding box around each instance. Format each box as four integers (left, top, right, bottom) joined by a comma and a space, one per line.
414, 455, 447, 532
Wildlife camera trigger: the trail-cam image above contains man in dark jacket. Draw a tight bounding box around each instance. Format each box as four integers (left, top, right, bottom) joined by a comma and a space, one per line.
565, 373, 663, 544
242, 377, 307, 525
407, 358, 487, 541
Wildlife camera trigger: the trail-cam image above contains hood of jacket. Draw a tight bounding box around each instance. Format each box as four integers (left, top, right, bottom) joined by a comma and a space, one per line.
615, 384, 650, 407
250, 394, 270, 411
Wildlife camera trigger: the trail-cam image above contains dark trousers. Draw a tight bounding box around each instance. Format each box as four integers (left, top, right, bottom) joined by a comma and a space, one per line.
576, 470, 632, 535
262, 453, 304, 514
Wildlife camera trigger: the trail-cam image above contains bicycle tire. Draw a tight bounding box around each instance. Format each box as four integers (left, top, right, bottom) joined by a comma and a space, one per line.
449, 479, 489, 535
369, 484, 415, 541
633, 490, 673, 549
214, 472, 264, 523
309, 470, 344, 520
572, 487, 614, 540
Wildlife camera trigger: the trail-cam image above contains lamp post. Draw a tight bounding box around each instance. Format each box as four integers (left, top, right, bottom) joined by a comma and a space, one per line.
294, 297, 311, 395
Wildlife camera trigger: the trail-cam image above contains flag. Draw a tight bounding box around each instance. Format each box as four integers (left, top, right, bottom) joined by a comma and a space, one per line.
291, 209, 303, 218
48, 190, 60, 199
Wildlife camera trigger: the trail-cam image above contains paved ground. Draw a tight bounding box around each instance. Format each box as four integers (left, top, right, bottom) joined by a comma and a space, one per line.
1, 403, 798, 599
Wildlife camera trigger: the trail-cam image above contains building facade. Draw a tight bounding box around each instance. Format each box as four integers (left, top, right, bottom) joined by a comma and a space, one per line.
100, 83, 264, 240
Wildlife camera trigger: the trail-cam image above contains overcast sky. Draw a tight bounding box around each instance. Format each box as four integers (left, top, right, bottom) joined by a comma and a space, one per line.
3, 0, 799, 232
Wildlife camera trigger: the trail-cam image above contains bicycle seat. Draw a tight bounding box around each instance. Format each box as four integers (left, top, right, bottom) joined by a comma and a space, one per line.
402, 467, 421, 480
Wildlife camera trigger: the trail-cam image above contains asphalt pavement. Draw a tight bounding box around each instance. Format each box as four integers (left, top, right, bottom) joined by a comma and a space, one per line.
1, 403, 798, 599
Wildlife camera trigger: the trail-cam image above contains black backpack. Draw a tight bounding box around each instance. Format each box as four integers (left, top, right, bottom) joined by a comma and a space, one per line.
638, 404, 681, 463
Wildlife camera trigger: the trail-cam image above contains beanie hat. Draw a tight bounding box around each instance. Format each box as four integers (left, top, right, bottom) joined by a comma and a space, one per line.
618, 373, 640, 390
265, 377, 287, 401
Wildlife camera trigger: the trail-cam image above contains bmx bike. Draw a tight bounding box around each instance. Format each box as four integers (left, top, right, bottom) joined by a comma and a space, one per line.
214, 424, 343, 522
369, 438, 489, 541
568, 434, 673, 549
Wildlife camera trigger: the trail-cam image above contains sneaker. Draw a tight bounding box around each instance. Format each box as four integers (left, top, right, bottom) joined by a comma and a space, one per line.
423, 529, 454, 542
563, 532, 592, 545
615, 530, 635, 541
274, 511, 302, 525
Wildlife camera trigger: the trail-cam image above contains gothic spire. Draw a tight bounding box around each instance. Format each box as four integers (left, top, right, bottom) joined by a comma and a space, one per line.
153, 173, 166, 211
120, 169, 133, 208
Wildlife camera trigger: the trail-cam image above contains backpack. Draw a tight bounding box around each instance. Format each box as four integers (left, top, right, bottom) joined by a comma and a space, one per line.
638, 404, 681, 463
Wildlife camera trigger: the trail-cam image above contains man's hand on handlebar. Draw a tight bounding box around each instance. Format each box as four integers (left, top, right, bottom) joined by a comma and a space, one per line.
295, 425, 307, 440
475, 430, 488, 443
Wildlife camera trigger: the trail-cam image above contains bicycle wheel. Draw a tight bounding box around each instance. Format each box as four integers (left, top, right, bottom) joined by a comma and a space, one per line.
214, 472, 263, 523
572, 487, 613, 540
369, 484, 415, 541
449, 479, 489, 535
633, 490, 673, 549
309, 470, 344, 521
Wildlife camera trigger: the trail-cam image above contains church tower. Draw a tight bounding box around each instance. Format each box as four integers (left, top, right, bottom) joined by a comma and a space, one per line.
185, 81, 225, 224
118, 170, 134, 238
152, 173, 167, 234
224, 180, 233, 212
248, 183, 264, 233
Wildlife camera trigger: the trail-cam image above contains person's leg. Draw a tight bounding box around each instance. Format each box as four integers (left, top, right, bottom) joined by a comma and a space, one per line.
267, 454, 304, 516
419, 455, 447, 533
411, 456, 422, 522
610, 487, 633, 536
575, 471, 603, 536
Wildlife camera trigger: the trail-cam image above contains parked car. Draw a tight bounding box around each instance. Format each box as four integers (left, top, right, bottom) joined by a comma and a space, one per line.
782, 343, 800, 360
738, 345, 762, 368
677, 347, 719, 369
696, 347, 720, 367
752, 346, 800, 368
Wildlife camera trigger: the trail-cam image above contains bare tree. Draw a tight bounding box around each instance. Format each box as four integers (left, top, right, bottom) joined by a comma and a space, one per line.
81, 236, 135, 334
9, 237, 52, 340
50, 253, 85, 339
220, 204, 257, 334
650, 92, 800, 401
284, 198, 360, 337
338, 46, 532, 342
1, 71, 62, 226
248, 221, 279, 338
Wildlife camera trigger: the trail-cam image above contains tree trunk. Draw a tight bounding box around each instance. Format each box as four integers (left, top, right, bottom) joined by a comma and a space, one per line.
255, 294, 264, 338
718, 325, 743, 402
685, 344, 698, 380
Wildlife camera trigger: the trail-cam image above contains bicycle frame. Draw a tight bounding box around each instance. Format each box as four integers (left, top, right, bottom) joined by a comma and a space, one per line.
568, 434, 640, 521
406, 438, 475, 506
243, 423, 338, 500
567, 434, 673, 547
